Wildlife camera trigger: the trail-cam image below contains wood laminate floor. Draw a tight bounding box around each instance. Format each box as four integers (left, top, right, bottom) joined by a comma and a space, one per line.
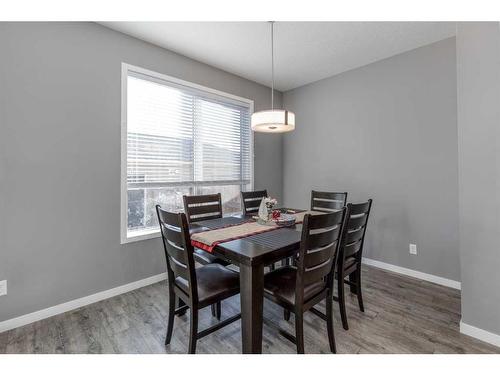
0, 265, 498, 354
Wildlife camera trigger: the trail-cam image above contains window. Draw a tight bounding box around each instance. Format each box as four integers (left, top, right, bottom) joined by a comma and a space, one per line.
121, 64, 254, 243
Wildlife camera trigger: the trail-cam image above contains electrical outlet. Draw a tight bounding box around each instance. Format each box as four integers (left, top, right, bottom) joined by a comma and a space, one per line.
409, 244, 417, 255
0, 280, 6, 296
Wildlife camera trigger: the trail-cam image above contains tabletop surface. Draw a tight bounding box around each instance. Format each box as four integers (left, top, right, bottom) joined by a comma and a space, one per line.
190, 211, 304, 266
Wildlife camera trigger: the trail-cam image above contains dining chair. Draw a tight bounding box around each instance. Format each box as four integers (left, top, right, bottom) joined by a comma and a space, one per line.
280, 190, 347, 278
310, 190, 348, 212
183, 194, 231, 269
184, 193, 223, 222
335, 199, 373, 330
156, 205, 241, 354
183, 193, 231, 319
263, 209, 348, 353
241, 189, 268, 215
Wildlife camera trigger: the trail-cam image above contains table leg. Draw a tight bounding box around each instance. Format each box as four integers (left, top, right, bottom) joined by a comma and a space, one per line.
239, 262, 265, 354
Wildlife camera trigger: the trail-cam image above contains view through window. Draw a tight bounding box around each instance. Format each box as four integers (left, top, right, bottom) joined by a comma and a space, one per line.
123, 67, 253, 240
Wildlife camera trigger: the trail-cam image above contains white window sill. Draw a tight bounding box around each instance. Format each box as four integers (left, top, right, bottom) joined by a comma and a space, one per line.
120, 212, 246, 245
121, 228, 161, 244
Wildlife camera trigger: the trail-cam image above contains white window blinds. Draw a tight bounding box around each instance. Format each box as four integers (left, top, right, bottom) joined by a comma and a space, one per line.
123, 68, 253, 240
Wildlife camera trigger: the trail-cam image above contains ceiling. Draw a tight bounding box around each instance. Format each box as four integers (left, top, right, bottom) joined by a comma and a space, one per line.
100, 22, 456, 92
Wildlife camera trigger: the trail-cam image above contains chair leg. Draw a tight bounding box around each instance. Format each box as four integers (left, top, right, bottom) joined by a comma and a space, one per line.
165, 289, 176, 345
284, 308, 290, 321
211, 303, 221, 320
338, 274, 349, 330
295, 309, 305, 354
326, 295, 337, 353
216, 301, 222, 320
348, 273, 357, 293
177, 297, 187, 316
188, 308, 198, 354
355, 268, 364, 312
269, 263, 275, 271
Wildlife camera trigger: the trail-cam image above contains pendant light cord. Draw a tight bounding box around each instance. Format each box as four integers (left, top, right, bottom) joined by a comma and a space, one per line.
270, 21, 275, 110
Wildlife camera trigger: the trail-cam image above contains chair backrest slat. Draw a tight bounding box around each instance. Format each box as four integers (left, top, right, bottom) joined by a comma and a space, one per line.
241, 190, 268, 215
169, 253, 190, 280
296, 209, 347, 303
310, 190, 347, 212
307, 226, 342, 249
160, 223, 183, 249
303, 258, 336, 285
156, 205, 198, 301
186, 203, 221, 217
344, 239, 363, 258
164, 234, 188, 265
346, 227, 364, 244
337, 199, 373, 273
183, 193, 223, 223
244, 200, 261, 212
348, 214, 368, 230
349, 201, 371, 216
304, 241, 338, 269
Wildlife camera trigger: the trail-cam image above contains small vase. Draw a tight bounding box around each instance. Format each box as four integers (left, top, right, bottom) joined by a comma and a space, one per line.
266, 204, 276, 222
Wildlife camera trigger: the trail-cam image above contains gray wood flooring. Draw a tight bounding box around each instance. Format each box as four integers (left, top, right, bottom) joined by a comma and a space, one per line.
1, 265, 499, 354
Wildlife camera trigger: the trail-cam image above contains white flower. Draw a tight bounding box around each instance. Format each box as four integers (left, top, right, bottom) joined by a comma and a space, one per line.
263, 197, 278, 206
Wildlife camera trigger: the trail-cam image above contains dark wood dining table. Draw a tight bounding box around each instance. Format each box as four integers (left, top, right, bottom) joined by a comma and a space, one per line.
189, 211, 304, 354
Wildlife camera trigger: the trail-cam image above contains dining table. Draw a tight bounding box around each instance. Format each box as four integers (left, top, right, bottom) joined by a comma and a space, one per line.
189, 209, 307, 354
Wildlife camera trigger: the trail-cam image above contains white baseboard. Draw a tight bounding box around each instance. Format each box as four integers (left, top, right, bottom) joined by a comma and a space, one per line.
362, 257, 461, 290
0, 259, 463, 335
0, 272, 167, 334
460, 320, 500, 348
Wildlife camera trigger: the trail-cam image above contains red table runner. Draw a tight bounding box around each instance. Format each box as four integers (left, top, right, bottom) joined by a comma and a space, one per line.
191, 210, 321, 253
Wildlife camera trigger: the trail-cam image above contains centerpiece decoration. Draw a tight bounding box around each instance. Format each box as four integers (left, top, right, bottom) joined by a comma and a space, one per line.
258, 197, 278, 223
256, 197, 296, 227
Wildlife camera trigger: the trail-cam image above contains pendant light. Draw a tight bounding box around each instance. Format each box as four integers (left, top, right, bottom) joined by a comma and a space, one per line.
251, 22, 295, 133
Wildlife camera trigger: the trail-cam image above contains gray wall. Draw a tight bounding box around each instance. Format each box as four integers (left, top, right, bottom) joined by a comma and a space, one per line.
283, 38, 460, 281
456, 22, 500, 335
0, 22, 283, 321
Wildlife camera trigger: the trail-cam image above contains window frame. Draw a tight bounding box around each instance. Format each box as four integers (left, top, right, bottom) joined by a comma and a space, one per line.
120, 63, 255, 244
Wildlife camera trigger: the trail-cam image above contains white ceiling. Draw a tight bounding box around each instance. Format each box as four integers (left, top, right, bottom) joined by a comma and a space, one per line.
100, 22, 456, 92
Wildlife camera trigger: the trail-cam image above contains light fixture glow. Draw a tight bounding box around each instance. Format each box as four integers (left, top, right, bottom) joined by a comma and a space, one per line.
251, 22, 296, 133
251, 110, 295, 133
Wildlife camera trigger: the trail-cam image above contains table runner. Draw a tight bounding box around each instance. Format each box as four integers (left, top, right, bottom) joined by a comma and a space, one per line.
191, 210, 322, 253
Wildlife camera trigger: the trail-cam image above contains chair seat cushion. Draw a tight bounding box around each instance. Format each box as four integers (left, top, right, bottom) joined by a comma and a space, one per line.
175, 263, 239, 306
194, 248, 230, 266
264, 266, 326, 307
